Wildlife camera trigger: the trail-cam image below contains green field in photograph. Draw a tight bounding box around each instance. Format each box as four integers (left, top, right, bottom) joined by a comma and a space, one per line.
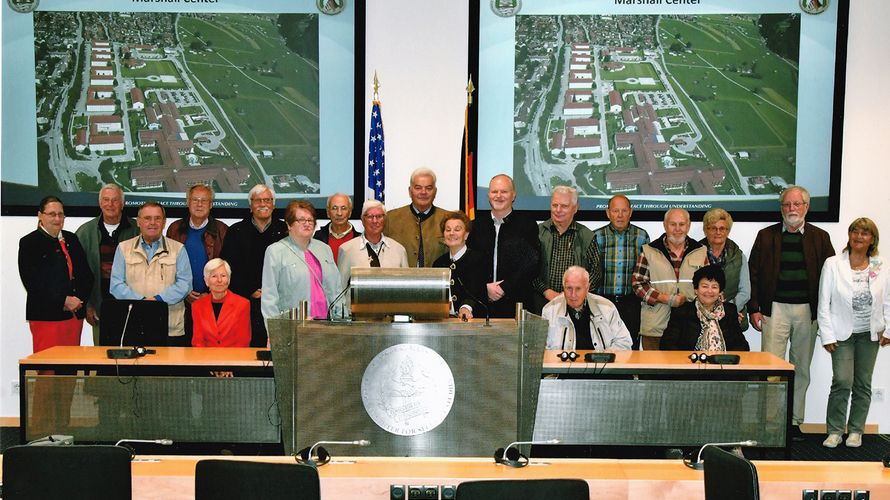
178, 13, 319, 179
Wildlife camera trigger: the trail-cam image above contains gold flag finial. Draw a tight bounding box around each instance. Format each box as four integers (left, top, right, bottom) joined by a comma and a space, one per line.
373, 71, 380, 101
466, 75, 475, 106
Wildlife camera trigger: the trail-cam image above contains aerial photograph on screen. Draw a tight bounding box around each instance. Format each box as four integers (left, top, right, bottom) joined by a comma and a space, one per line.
32, 11, 319, 195
513, 14, 800, 198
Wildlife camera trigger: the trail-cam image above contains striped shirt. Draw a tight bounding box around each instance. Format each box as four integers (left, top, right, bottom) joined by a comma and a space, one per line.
593, 223, 650, 296
775, 231, 809, 304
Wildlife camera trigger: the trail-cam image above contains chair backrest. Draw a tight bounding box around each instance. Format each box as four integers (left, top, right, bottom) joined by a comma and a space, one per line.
1, 444, 132, 500
455, 479, 590, 500
195, 460, 320, 500
702, 445, 760, 500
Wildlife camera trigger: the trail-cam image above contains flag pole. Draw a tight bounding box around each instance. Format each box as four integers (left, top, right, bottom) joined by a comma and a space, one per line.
461, 75, 476, 220
368, 71, 386, 202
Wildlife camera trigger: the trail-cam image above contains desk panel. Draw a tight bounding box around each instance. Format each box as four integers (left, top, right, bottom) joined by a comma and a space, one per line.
19, 347, 276, 444
536, 350, 794, 449
4, 455, 885, 500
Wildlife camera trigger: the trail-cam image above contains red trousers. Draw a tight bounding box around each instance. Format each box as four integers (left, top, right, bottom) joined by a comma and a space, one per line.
27, 317, 82, 438
29, 317, 83, 353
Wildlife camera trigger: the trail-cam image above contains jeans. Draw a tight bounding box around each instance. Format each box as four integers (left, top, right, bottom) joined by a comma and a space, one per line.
826, 331, 879, 434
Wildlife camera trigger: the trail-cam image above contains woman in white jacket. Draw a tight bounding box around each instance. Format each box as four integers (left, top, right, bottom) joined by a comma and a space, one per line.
817, 217, 890, 448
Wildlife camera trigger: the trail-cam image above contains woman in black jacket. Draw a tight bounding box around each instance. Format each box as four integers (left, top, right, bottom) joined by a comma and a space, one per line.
661, 264, 749, 352
19, 195, 94, 350
18, 196, 93, 435
433, 211, 486, 321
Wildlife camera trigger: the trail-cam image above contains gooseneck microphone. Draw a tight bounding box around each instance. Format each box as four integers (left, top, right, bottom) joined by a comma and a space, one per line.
115, 438, 173, 459
494, 439, 560, 468
684, 440, 759, 470
115, 438, 173, 447
120, 303, 134, 348
297, 439, 370, 466
327, 278, 351, 322
107, 304, 140, 359
455, 276, 491, 327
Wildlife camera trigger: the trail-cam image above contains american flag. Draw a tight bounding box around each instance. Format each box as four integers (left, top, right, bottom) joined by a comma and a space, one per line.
367, 101, 385, 202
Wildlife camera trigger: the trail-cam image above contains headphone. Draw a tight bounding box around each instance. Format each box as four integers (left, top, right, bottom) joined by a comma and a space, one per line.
689, 352, 709, 364
296, 446, 330, 466
559, 351, 579, 362
493, 446, 528, 468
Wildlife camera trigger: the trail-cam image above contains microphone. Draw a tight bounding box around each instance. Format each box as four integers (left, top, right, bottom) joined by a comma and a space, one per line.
120, 303, 134, 347
107, 304, 139, 359
494, 438, 559, 468
297, 439, 370, 466
114, 438, 173, 459
684, 440, 759, 470
115, 438, 173, 446
327, 278, 351, 322
455, 276, 491, 327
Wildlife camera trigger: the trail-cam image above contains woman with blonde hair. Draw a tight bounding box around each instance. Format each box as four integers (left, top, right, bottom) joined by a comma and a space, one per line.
699, 208, 750, 329
817, 217, 890, 448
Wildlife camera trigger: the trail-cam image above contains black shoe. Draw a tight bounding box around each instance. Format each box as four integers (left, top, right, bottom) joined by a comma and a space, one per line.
790, 425, 806, 442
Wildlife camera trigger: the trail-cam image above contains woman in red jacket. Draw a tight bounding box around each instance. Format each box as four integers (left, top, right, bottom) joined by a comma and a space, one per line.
191, 258, 251, 348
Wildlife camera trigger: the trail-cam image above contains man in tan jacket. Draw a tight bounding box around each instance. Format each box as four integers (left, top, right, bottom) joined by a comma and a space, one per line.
110, 202, 192, 342
631, 207, 708, 350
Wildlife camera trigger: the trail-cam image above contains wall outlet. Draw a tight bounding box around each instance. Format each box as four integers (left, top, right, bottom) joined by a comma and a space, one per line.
10, 380, 19, 396
873, 387, 885, 403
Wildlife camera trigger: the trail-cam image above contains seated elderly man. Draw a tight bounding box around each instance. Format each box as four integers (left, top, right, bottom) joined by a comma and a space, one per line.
542, 266, 632, 351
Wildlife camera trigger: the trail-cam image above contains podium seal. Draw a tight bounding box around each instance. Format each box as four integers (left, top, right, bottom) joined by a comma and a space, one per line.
361, 344, 455, 436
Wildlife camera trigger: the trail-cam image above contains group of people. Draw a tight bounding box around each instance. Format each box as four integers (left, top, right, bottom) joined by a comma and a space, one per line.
18, 169, 890, 449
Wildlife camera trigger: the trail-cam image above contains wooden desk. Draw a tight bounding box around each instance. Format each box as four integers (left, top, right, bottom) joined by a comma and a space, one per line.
535, 351, 794, 450
20, 346, 270, 368
19, 347, 793, 452
19, 347, 276, 444
542, 350, 794, 373
3, 455, 887, 499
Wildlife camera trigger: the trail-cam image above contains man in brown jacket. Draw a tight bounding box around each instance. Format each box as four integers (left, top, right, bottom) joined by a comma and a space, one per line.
383, 167, 452, 267
748, 185, 834, 440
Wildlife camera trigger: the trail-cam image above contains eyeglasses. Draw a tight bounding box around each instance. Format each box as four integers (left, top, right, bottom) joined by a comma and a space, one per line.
252, 197, 274, 204
363, 214, 385, 221
41, 211, 65, 218
293, 218, 315, 225
190, 197, 211, 205
781, 201, 807, 209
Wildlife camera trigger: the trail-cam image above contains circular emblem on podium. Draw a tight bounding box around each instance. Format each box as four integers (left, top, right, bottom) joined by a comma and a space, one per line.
361, 344, 455, 436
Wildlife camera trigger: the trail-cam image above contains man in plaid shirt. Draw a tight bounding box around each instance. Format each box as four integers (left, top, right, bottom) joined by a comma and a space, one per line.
593, 195, 649, 350
631, 208, 707, 350
531, 186, 603, 313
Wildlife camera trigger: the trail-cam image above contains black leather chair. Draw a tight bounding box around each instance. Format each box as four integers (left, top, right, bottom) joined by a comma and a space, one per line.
703, 445, 760, 500
1, 444, 132, 500
194, 460, 320, 500
455, 478, 589, 500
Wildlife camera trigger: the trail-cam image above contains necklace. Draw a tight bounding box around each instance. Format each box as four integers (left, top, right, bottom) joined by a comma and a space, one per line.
850, 257, 869, 271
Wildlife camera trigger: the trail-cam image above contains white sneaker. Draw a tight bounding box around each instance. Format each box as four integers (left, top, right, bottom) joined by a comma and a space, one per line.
822, 434, 842, 448
846, 432, 862, 448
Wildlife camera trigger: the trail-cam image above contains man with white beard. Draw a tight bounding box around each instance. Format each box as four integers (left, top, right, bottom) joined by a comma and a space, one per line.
631, 207, 708, 350
219, 184, 288, 347
748, 185, 834, 440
